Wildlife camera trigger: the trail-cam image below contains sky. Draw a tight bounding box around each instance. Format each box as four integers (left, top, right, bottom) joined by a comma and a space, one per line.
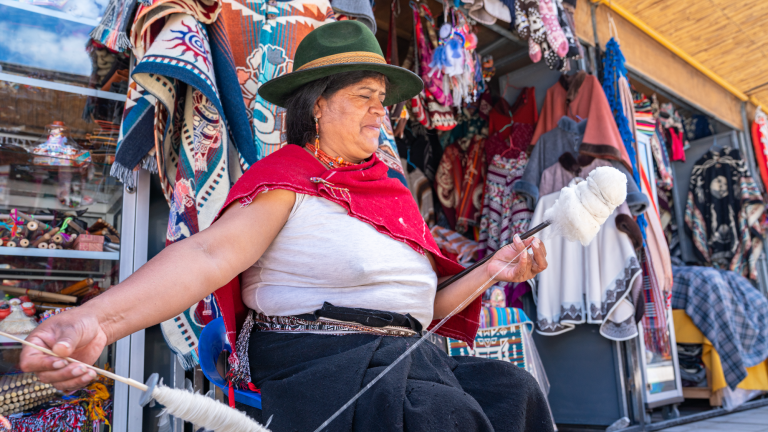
0, 2, 102, 76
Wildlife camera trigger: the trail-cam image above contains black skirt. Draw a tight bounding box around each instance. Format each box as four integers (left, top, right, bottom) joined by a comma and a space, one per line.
241, 331, 554, 432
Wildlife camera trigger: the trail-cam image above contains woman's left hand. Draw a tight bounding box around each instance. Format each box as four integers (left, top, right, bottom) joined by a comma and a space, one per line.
486, 235, 547, 283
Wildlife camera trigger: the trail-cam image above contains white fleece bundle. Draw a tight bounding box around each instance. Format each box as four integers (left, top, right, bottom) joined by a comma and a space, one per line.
543, 166, 627, 246
0, 300, 38, 335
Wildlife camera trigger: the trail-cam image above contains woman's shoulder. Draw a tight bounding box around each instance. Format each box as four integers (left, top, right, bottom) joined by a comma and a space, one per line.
230, 145, 324, 196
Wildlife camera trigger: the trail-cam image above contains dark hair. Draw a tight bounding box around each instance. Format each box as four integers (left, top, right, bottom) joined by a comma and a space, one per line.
284, 70, 390, 146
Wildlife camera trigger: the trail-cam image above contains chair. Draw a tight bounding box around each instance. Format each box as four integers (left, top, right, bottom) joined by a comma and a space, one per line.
198, 317, 262, 408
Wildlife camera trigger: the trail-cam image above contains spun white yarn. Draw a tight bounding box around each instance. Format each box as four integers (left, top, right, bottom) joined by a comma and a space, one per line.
152, 385, 271, 432
542, 166, 627, 246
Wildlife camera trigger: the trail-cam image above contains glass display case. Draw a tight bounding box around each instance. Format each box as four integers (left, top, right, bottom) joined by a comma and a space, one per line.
634, 130, 684, 412
0, 0, 148, 429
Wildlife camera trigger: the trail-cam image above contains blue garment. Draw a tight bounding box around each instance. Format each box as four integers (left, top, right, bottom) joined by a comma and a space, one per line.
602, 37, 647, 239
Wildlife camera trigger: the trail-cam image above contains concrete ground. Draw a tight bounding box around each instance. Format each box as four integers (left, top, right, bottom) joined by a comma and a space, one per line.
660, 406, 768, 431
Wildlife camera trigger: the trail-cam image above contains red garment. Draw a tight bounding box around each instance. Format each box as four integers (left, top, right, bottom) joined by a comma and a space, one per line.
436, 136, 486, 233
488, 87, 538, 139
477, 91, 494, 121
669, 128, 685, 162
212, 145, 482, 366
485, 123, 535, 162
530, 74, 633, 172
752, 115, 768, 190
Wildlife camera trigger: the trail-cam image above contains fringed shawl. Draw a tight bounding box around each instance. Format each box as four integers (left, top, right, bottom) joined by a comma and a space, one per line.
212, 145, 482, 372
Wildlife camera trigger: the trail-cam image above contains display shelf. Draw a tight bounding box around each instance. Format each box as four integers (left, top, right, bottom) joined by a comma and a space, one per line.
0, 247, 119, 260
0, 334, 26, 344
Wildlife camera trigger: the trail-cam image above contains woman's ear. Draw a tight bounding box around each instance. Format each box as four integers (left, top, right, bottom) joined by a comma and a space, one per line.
313, 96, 325, 119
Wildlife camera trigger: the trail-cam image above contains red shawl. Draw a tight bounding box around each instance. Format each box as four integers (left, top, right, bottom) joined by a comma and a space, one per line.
530, 74, 633, 172
212, 144, 482, 361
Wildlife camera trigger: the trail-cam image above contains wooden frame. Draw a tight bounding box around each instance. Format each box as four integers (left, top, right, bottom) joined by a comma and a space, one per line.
681, 366, 723, 407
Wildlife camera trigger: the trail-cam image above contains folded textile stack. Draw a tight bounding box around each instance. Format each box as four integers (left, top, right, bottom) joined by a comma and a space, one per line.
677, 343, 707, 388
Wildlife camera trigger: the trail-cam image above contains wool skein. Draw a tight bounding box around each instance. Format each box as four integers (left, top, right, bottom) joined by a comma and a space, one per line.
543, 166, 627, 246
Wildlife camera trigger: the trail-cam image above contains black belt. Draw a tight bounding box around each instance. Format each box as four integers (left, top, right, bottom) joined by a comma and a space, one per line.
296, 302, 423, 333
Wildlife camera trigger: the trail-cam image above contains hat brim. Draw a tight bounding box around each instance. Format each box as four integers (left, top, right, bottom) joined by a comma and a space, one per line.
258, 62, 424, 108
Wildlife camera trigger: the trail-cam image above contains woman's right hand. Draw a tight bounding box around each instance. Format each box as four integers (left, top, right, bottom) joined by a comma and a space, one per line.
19, 309, 108, 391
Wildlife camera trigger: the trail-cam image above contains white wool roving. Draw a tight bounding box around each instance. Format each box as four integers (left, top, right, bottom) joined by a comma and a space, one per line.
542, 166, 627, 246
152, 385, 271, 432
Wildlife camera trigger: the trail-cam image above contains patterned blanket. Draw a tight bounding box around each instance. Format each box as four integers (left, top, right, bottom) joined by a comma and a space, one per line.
217, 0, 335, 161
114, 11, 232, 368
672, 265, 768, 389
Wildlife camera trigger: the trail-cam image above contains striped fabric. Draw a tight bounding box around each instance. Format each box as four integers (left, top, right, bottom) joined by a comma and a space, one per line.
633, 92, 656, 137
479, 306, 533, 329
640, 248, 670, 357
431, 226, 480, 266
478, 153, 532, 260
447, 307, 534, 371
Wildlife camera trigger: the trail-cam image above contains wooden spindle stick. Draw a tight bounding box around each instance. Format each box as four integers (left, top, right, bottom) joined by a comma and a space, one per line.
31, 227, 59, 248
0, 331, 148, 392
60, 279, 93, 296
66, 222, 84, 234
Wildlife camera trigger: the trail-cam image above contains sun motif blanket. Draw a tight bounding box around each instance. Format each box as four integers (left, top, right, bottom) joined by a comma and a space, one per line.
113, 12, 232, 368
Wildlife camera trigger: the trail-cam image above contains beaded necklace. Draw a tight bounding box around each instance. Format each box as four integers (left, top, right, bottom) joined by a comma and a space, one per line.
306, 143, 360, 168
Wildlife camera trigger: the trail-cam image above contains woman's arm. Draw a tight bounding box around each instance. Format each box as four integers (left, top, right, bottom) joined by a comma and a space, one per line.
20, 189, 296, 391
432, 235, 547, 319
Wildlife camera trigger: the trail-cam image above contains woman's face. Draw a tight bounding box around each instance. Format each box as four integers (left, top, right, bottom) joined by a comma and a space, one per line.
314, 76, 387, 163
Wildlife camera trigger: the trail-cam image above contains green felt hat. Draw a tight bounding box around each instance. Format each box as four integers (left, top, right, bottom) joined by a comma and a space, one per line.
258, 20, 423, 108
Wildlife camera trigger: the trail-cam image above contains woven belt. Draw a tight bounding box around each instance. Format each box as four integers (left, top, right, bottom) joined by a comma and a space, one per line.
252, 312, 418, 337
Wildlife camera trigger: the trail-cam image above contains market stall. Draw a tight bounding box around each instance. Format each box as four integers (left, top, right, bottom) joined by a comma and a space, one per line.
3, 0, 768, 430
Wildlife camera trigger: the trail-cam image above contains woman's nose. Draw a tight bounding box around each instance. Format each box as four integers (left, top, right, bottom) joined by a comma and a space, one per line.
370, 98, 386, 117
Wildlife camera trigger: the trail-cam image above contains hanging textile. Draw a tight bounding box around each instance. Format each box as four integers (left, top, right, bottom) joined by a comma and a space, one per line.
487, 86, 538, 139
538, 153, 612, 197
750, 107, 768, 190
685, 147, 765, 280
216, 0, 336, 161
89, 0, 141, 52
644, 191, 673, 297
436, 134, 486, 233
477, 153, 532, 260
117, 13, 230, 368
130, 0, 222, 59
658, 102, 687, 162
602, 37, 647, 238
431, 226, 481, 266
639, 248, 670, 357
633, 92, 656, 137
396, 127, 444, 182
484, 125, 532, 162
112, 0, 229, 188
530, 195, 642, 341
529, 71, 633, 172
401, 159, 435, 226
649, 127, 674, 190
514, 116, 649, 215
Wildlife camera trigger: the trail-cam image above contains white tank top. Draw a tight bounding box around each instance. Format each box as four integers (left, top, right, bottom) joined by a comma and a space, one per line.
241, 193, 437, 328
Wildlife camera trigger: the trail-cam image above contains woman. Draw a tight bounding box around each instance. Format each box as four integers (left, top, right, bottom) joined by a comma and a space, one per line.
21, 21, 551, 431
